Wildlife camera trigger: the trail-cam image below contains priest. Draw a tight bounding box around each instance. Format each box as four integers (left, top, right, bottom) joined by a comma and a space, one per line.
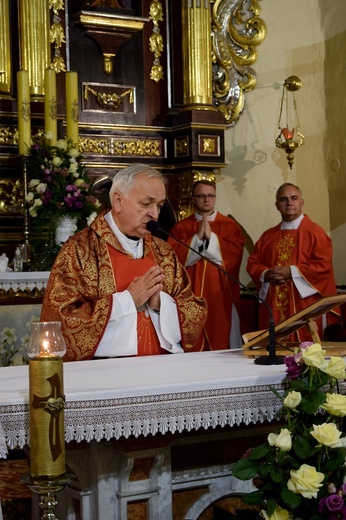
247, 183, 340, 342
41, 163, 207, 361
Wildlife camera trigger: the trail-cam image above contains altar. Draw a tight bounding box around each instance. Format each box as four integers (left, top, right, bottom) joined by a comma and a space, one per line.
0, 351, 287, 520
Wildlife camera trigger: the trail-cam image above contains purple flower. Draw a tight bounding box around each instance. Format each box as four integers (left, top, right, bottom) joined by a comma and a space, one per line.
319, 497, 328, 514
341, 483, 346, 495
43, 190, 52, 204
300, 341, 314, 349
326, 494, 344, 512
64, 195, 75, 207
284, 356, 302, 379
75, 201, 84, 209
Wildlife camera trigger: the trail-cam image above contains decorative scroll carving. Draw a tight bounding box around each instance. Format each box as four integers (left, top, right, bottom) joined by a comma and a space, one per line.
211, 0, 266, 125
149, 0, 164, 82
0, 179, 23, 215
49, 0, 66, 72
79, 137, 161, 156
84, 84, 133, 110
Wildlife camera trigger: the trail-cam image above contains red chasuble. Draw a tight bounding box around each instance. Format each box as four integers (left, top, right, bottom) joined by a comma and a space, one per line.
247, 215, 340, 342
41, 211, 207, 361
168, 213, 245, 350
107, 244, 166, 356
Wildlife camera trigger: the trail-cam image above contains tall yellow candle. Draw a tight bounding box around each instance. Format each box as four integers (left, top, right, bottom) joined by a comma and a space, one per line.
65, 71, 79, 146
44, 68, 58, 144
17, 70, 31, 155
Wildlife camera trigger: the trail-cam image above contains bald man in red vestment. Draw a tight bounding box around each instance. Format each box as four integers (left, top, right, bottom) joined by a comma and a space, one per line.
168, 180, 245, 351
247, 183, 340, 342
41, 164, 207, 361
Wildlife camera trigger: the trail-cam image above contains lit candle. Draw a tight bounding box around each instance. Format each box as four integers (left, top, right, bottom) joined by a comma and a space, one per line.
65, 71, 79, 146
17, 70, 31, 155
44, 68, 58, 144
27, 322, 66, 478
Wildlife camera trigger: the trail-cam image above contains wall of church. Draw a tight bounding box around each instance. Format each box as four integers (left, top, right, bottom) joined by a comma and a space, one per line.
218, 0, 346, 286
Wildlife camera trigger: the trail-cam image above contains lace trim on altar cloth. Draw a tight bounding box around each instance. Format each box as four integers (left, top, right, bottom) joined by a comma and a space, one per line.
0, 382, 285, 452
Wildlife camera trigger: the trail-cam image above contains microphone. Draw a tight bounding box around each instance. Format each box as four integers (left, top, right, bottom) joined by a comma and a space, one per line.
146, 220, 284, 365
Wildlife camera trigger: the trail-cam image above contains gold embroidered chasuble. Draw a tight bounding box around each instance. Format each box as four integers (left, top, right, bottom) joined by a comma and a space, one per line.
247, 215, 340, 342
41, 212, 207, 361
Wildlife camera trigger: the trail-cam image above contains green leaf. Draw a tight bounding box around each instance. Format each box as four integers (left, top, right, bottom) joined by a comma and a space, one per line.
241, 490, 264, 506
249, 443, 272, 460
301, 392, 326, 414
325, 448, 346, 471
233, 458, 259, 480
293, 434, 312, 458
281, 486, 301, 509
270, 465, 284, 483
266, 498, 276, 516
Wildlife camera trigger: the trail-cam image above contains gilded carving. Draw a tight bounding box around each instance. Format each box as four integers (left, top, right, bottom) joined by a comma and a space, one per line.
84, 84, 134, 111
174, 137, 188, 158
211, 0, 266, 125
149, 0, 164, 82
49, 0, 66, 72
79, 137, 161, 157
0, 179, 23, 215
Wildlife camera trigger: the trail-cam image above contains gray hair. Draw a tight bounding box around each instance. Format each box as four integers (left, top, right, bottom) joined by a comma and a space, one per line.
109, 163, 167, 204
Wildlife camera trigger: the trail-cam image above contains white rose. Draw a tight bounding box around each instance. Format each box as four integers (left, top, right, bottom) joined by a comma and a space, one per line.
268, 428, 292, 451
52, 156, 63, 167
25, 192, 34, 202
284, 391, 302, 409
55, 139, 68, 150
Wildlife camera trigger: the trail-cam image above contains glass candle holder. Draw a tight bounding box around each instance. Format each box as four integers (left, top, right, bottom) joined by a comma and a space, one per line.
27, 321, 66, 359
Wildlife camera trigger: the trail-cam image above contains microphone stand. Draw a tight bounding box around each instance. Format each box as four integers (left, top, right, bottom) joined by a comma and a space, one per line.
146, 221, 284, 365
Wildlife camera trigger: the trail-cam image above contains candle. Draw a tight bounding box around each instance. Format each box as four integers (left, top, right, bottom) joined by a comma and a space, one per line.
65, 71, 79, 146
44, 68, 58, 144
27, 322, 66, 478
17, 70, 31, 155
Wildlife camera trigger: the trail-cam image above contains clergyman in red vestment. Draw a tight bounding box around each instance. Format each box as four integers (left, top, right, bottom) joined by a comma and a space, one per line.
168, 180, 245, 351
247, 183, 340, 342
41, 164, 207, 361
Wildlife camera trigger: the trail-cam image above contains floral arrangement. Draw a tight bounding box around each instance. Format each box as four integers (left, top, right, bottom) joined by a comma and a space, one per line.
0, 325, 33, 367
26, 133, 100, 228
222, 343, 346, 520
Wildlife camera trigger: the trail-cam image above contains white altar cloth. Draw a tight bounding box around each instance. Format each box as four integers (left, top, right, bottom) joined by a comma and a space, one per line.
0, 350, 287, 457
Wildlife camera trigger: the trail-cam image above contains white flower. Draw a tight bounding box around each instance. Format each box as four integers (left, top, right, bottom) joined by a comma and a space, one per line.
87, 212, 97, 226
44, 131, 53, 141
55, 139, 68, 150
33, 198, 43, 207
68, 148, 79, 158
69, 162, 78, 174
36, 183, 47, 194
29, 179, 40, 188
52, 156, 63, 167
25, 192, 34, 202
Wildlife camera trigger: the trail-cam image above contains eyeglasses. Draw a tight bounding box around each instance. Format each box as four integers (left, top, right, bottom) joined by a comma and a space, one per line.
193, 194, 216, 200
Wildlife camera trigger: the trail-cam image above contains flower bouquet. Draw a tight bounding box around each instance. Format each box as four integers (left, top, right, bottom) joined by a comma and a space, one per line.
25, 133, 100, 269
217, 343, 346, 520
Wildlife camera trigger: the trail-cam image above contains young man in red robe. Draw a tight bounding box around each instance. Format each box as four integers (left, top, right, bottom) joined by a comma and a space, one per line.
247, 183, 340, 342
41, 164, 207, 361
168, 180, 245, 351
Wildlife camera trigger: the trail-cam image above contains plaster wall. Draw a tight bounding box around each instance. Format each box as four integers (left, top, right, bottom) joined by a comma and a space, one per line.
215, 0, 346, 286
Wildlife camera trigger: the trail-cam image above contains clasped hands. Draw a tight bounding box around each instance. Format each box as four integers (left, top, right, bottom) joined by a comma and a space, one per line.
197, 215, 211, 241
127, 266, 164, 312
264, 265, 291, 285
